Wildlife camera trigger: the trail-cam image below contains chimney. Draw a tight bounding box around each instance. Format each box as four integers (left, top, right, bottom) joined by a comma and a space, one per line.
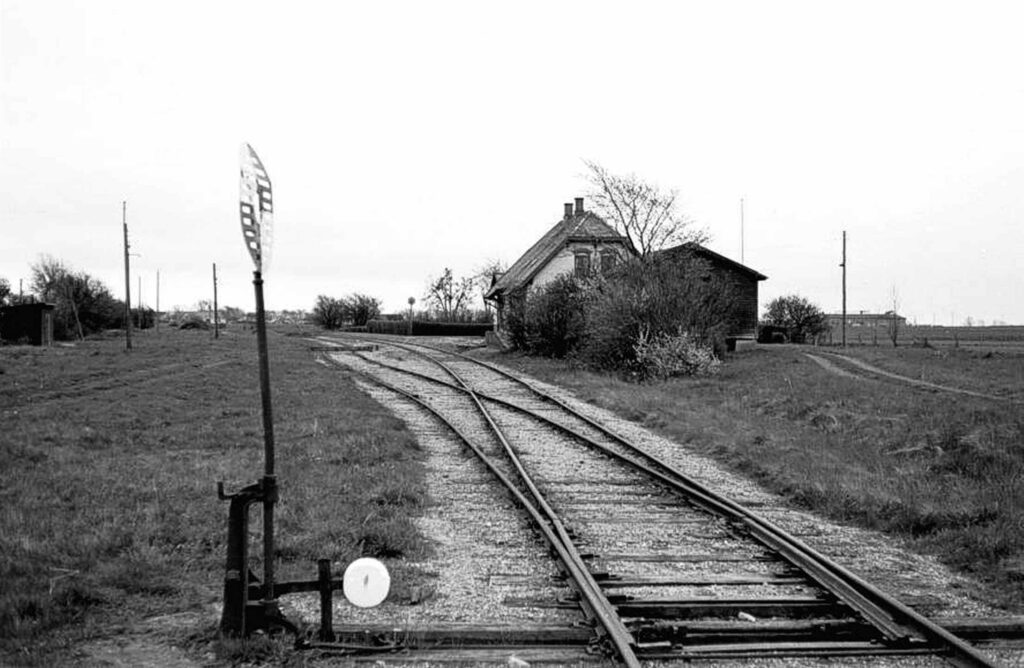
564, 202, 574, 219
574, 197, 584, 215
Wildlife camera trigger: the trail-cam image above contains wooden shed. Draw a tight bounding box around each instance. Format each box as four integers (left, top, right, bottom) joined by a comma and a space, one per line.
656, 243, 767, 341
0, 303, 56, 346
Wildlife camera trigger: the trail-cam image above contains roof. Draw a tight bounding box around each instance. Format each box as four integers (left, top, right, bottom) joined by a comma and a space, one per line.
657, 242, 768, 281
485, 210, 629, 298
826, 311, 906, 320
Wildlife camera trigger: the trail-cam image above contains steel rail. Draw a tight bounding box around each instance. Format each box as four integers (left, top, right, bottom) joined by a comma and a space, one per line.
317, 353, 642, 667
335, 337, 999, 667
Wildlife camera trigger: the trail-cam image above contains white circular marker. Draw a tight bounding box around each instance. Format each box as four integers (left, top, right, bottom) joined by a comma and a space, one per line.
342, 557, 390, 608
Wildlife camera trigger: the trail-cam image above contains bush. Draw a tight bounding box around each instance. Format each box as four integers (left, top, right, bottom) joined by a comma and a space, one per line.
633, 328, 721, 379
579, 253, 735, 370
177, 315, 210, 330
762, 294, 828, 344
312, 293, 382, 329
506, 276, 589, 358
505, 252, 737, 376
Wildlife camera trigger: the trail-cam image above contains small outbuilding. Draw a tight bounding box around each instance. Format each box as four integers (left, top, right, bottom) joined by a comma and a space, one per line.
0, 303, 56, 346
655, 243, 767, 341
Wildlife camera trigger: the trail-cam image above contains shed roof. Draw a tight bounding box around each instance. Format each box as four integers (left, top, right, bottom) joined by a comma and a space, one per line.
657, 242, 768, 281
485, 210, 629, 299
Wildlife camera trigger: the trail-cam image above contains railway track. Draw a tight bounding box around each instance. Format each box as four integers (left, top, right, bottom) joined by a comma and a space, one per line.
314, 334, 1000, 666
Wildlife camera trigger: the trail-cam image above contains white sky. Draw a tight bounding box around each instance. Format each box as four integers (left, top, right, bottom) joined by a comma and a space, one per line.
2, 0, 1022, 324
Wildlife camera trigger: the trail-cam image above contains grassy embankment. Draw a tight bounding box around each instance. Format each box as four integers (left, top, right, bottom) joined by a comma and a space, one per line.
491, 344, 1024, 609
0, 326, 427, 665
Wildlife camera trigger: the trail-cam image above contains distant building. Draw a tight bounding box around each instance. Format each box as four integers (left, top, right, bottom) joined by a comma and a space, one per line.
825, 311, 907, 344
484, 197, 767, 342
826, 311, 907, 329
0, 303, 55, 346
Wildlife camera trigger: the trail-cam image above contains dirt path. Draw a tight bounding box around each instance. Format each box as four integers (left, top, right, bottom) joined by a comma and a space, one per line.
802, 353, 862, 379
814, 352, 1012, 402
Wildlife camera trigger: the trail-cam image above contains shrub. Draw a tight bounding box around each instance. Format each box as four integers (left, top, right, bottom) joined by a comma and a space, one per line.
579, 253, 736, 370
505, 252, 738, 375
632, 327, 721, 379
507, 275, 589, 358
312, 293, 382, 329
762, 294, 828, 344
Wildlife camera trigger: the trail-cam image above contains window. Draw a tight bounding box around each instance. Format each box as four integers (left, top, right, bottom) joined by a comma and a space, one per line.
600, 251, 617, 274
574, 252, 591, 276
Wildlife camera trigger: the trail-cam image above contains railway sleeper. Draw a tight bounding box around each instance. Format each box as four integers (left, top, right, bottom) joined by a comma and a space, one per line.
612, 596, 847, 619
628, 617, 880, 644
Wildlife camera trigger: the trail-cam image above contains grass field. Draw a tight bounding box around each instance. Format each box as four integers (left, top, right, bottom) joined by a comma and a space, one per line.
491, 344, 1024, 611
4, 327, 1022, 664
826, 324, 1024, 350
0, 326, 427, 665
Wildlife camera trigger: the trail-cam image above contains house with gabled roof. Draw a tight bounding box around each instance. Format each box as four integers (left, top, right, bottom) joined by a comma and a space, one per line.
485, 196, 767, 345
484, 197, 632, 329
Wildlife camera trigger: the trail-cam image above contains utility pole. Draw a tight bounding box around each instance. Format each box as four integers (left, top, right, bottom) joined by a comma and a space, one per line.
123, 201, 132, 350
740, 198, 745, 264
213, 263, 220, 339
840, 230, 847, 348
156, 270, 160, 333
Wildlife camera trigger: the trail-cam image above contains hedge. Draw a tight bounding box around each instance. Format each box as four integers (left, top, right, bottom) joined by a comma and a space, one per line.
366, 320, 493, 337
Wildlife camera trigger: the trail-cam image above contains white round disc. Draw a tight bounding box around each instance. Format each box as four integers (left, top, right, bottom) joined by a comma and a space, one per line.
342, 557, 390, 608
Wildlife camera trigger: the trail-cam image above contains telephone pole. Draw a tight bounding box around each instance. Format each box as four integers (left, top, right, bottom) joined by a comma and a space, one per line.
123, 201, 132, 350
740, 198, 745, 264
840, 230, 847, 348
213, 262, 220, 339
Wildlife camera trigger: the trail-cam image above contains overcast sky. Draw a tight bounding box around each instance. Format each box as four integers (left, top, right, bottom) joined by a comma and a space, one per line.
3, 1, 1022, 325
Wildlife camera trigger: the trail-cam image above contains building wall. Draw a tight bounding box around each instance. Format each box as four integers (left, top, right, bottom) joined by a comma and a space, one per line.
722, 272, 759, 339
529, 245, 577, 290
528, 240, 626, 291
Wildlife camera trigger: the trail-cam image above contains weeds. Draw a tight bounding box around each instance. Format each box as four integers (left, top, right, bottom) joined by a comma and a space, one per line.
0, 327, 426, 664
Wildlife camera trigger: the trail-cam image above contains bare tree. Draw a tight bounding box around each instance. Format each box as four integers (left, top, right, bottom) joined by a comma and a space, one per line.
584, 160, 706, 256
471, 258, 507, 315
888, 286, 901, 347
425, 267, 474, 321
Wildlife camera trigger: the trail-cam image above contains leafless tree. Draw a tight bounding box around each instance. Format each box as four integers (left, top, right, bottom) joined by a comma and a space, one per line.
425, 267, 474, 321
888, 286, 901, 347
584, 160, 706, 256
471, 258, 507, 315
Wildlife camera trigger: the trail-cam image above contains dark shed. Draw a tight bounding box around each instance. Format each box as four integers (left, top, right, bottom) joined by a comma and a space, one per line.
0, 303, 56, 346
656, 243, 767, 341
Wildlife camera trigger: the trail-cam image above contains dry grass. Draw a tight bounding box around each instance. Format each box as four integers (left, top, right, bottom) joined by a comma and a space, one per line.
490, 345, 1024, 610
0, 326, 427, 665
832, 345, 1024, 400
